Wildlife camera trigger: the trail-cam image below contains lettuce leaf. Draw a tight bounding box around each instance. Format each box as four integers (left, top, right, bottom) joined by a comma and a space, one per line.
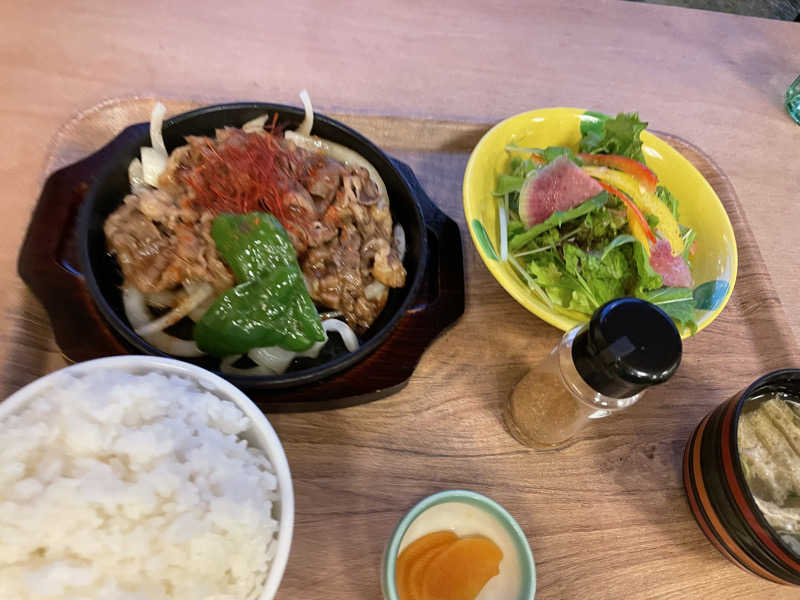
579, 113, 648, 162
600, 234, 637, 260
656, 185, 679, 220
507, 154, 541, 178
538, 146, 582, 165
507, 220, 525, 237
572, 207, 627, 249
631, 240, 662, 296
680, 225, 697, 261
518, 235, 699, 330
524, 244, 631, 316
527, 252, 589, 311
494, 174, 524, 195
638, 286, 697, 334
506, 145, 582, 165
563, 244, 627, 309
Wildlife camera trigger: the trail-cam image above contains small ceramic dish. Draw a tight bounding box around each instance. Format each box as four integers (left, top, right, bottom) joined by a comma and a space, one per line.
462, 107, 737, 338
684, 369, 800, 585
0, 356, 294, 599
381, 490, 535, 599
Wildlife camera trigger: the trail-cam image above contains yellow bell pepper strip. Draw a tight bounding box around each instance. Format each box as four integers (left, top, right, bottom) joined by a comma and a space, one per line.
627, 206, 652, 257
595, 181, 655, 255
577, 153, 657, 194
582, 166, 684, 256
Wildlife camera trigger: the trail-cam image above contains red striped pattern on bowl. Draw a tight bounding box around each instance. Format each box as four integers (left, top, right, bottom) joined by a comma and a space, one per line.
683, 369, 800, 586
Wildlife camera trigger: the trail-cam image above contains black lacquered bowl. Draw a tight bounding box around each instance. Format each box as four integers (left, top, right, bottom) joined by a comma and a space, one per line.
77, 103, 427, 390
683, 369, 800, 585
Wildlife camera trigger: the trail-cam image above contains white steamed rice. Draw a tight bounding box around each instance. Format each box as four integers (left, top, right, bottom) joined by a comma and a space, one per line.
0, 370, 280, 600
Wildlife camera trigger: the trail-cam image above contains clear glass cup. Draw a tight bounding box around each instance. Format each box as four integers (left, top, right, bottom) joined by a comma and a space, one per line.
786, 74, 800, 125
503, 326, 642, 451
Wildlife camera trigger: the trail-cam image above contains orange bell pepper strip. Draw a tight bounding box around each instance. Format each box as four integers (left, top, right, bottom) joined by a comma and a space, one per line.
578, 153, 658, 193
582, 166, 684, 255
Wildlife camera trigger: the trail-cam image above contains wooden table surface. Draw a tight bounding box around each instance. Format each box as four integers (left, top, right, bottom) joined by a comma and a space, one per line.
2, 1, 800, 598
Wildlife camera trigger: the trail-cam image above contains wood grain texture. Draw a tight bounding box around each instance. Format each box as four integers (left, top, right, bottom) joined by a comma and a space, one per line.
1, 0, 800, 356
6, 99, 800, 598
0, 1, 799, 597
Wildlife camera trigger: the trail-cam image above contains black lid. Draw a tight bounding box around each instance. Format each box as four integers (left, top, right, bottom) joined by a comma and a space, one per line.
571, 298, 682, 399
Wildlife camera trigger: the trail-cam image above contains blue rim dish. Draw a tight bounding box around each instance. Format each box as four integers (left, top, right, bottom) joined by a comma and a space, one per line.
381, 490, 536, 599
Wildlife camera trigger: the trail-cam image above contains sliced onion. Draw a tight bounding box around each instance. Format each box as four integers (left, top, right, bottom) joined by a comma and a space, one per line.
220, 355, 277, 376
139, 102, 169, 187
246, 337, 328, 375
393, 224, 406, 262
122, 286, 155, 329
214, 319, 357, 377
143, 289, 180, 309
323, 319, 359, 352
221, 336, 328, 376
134, 283, 214, 337
242, 114, 269, 133
141, 146, 167, 187
128, 158, 145, 190
296, 89, 314, 136
364, 281, 387, 301
247, 346, 297, 375
122, 286, 205, 357
224, 321, 346, 378
188, 293, 217, 322
149, 102, 168, 156
284, 130, 388, 201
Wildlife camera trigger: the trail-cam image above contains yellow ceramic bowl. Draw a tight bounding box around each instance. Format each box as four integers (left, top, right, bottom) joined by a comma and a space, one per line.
463, 108, 737, 338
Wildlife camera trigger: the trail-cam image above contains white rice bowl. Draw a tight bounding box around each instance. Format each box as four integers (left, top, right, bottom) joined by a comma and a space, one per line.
0, 357, 293, 600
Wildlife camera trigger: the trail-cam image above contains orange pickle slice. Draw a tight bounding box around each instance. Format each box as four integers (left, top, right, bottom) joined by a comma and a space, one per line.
396, 531, 458, 600
409, 544, 456, 600
420, 537, 503, 600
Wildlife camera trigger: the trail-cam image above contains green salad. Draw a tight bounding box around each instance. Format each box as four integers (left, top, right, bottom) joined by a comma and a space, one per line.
493, 112, 699, 331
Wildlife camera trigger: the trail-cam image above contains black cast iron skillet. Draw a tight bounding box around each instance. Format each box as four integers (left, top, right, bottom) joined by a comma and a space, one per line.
78, 103, 427, 389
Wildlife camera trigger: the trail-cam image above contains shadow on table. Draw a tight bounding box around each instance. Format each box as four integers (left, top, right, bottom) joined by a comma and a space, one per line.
579, 371, 735, 572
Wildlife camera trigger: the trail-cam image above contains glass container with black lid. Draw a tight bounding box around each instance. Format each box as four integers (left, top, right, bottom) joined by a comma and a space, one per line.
504, 298, 682, 450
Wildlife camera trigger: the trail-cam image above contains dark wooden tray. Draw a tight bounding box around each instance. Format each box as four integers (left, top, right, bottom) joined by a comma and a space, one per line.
18, 121, 465, 412
6, 99, 800, 598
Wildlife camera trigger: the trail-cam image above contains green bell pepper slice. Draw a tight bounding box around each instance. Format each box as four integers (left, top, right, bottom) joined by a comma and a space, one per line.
211, 212, 298, 281
194, 212, 325, 357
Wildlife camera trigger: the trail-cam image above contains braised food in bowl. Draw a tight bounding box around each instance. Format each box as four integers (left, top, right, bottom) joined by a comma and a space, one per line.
79, 99, 426, 389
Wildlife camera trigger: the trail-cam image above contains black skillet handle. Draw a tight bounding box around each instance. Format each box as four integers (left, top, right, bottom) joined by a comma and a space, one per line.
391, 158, 465, 331
17, 125, 148, 361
